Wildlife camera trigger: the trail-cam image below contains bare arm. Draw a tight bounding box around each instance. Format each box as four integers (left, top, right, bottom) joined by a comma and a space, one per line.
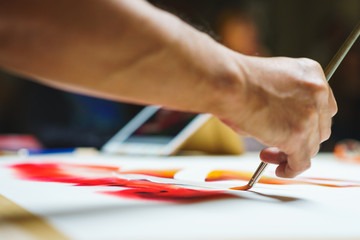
0, 0, 337, 178
0, 0, 241, 112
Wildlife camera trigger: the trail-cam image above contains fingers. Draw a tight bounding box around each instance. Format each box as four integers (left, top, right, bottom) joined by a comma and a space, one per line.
328, 87, 338, 117
318, 109, 332, 143
279, 146, 312, 178
273, 74, 334, 178
275, 158, 310, 178
318, 83, 337, 143
260, 111, 320, 178
281, 114, 320, 177
260, 147, 287, 165
260, 145, 313, 178
274, 150, 312, 178
259, 89, 331, 178
238, 57, 337, 179
259, 147, 305, 178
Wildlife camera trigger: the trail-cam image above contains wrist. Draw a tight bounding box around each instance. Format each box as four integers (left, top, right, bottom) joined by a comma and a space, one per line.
171, 30, 248, 117
204, 48, 249, 131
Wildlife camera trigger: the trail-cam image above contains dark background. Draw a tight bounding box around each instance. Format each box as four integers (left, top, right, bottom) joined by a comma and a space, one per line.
0, 0, 359, 150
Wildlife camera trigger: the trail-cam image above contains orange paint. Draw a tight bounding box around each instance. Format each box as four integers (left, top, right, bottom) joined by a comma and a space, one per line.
205, 170, 253, 182
230, 184, 251, 191
118, 169, 180, 178
206, 170, 360, 188
8, 161, 360, 203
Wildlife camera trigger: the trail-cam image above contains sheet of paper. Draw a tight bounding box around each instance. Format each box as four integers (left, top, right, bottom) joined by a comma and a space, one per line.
1, 153, 360, 240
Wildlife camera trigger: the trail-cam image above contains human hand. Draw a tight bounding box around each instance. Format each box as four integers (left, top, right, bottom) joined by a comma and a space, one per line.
221, 56, 337, 178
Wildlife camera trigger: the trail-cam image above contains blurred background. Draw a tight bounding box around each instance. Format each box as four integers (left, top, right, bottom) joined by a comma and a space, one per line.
0, 0, 359, 151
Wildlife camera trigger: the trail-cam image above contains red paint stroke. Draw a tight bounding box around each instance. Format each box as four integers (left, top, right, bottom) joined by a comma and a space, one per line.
103, 185, 231, 203
206, 170, 360, 188
8, 163, 234, 203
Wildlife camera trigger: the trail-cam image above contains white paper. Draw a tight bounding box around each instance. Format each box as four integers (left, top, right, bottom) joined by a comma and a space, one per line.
1, 153, 360, 240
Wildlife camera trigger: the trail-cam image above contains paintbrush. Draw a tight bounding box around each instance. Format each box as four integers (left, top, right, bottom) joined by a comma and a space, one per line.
241, 20, 360, 191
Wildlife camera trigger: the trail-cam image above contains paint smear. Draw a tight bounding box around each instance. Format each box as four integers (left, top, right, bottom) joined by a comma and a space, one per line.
206, 170, 360, 188
117, 169, 180, 178
103, 185, 232, 203
230, 184, 251, 191
9, 163, 233, 203
8, 162, 360, 203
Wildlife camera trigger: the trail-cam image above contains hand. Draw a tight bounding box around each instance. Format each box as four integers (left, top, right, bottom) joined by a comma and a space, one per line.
222, 55, 337, 178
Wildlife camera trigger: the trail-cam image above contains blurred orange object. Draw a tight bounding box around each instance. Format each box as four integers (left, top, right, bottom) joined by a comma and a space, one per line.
334, 139, 360, 163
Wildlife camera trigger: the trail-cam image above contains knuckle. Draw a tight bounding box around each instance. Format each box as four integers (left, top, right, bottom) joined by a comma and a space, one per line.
304, 161, 312, 170
307, 81, 327, 97
311, 144, 320, 157
331, 98, 338, 116
332, 104, 338, 116
298, 58, 323, 73
322, 128, 331, 142
296, 58, 327, 94
301, 83, 328, 113
293, 84, 328, 112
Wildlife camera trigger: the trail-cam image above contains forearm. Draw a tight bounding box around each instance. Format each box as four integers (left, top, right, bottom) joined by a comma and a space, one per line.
0, 0, 338, 178
0, 0, 245, 115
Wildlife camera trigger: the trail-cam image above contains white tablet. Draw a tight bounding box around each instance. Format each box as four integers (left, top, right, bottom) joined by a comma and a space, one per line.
101, 106, 211, 156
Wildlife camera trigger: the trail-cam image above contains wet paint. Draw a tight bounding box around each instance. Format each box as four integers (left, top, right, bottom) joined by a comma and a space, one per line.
103, 185, 232, 203
8, 163, 360, 204
230, 184, 251, 191
118, 169, 180, 178
206, 170, 360, 188
205, 170, 253, 182
8, 163, 234, 203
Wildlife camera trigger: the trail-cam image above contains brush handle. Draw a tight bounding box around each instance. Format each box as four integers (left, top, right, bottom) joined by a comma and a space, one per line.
248, 161, 268, 188
324, 21, 360, 81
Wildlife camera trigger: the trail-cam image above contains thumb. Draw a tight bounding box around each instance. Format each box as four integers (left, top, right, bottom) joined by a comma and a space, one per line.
260, 147, 288, 165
